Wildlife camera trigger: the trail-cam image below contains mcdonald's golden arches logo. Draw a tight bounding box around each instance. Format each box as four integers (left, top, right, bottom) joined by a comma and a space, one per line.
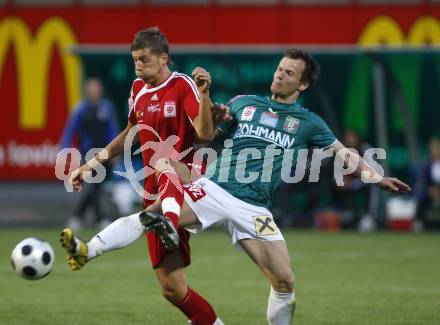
0, 17, 81, 130
359, 15, 440, 46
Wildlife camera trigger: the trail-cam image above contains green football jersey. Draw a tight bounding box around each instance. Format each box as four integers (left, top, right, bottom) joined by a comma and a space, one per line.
207, 95, 336, 209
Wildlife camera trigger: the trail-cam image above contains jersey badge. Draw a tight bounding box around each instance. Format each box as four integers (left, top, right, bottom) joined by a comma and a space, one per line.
283, 116, 300, 134
241, 106, 256, 121
164, 101, 176, 117
183, 183, 206, 202
259, 111, 279, 128
253, 216, 279, 236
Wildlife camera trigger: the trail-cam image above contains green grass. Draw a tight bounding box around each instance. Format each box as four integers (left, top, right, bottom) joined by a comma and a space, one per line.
0, 228, 439, 324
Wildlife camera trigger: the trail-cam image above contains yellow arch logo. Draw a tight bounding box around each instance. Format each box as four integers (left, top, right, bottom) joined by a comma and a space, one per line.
359, 15, 440, 46
408, 16, 440, 45
0, 17, 81, 129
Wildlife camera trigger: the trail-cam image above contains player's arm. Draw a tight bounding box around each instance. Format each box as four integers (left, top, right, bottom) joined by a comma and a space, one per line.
330, 140, 411, 193
69, 121, 138, 191
191, 67, 220, 143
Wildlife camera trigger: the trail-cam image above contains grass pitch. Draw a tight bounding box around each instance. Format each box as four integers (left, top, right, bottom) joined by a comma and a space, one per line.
0, 228, 439, 324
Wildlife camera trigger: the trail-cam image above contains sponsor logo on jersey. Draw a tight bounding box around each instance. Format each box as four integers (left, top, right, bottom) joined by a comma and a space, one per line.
235, 123, 295, 149
241, 106, 256, 121
253, 215, 279, 236
183, 183, 206, 202
283, 116, 300, 134
151, 93, 158, 101
164, 101, 176, 117
147, 103, 161, 112
259, 111, 279, 128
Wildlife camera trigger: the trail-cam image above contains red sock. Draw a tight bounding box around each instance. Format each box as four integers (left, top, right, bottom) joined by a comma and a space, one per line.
157, 170, 183, 230
175, 287, 217, 325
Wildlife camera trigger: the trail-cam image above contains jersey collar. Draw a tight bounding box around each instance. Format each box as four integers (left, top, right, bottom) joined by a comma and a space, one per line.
145, 71, 176, 93
266, 96, 300, 111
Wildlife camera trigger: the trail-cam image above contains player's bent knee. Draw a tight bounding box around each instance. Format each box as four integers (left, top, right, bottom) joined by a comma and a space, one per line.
154, 158, 174, 175
273, 270, 295, 293
160, 281, 188, 304
274, 279, 294, 293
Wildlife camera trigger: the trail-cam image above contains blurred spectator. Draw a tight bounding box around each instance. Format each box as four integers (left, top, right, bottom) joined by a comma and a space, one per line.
60, 77, 119, 231
331, 129, 378, 228
415, 137, 440, 226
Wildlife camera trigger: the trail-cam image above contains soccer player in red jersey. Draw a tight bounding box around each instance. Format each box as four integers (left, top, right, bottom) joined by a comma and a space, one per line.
60, 27, 225, 325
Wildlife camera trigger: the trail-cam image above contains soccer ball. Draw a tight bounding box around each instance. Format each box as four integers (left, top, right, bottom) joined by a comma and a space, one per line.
10, 237, 55, 280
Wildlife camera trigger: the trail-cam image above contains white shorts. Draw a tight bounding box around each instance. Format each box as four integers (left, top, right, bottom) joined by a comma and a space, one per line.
183, 177, 284, 245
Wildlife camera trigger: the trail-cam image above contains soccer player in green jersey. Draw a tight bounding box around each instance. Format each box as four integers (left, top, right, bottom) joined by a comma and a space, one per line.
146, 48, 411, 324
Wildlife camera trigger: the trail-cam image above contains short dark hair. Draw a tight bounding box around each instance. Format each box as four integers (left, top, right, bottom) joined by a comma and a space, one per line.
284, 48, 320, 88
131, 26, 169, 56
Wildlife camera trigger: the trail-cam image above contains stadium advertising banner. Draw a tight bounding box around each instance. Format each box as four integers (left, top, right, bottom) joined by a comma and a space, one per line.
0, 4, 439, 180
0, 17, 80, 180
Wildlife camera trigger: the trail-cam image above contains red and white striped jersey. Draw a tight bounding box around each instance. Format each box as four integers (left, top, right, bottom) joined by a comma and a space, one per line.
127, 71, 200, 203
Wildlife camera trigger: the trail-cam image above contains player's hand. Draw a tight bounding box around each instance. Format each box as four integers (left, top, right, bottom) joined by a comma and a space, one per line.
378, 177, 412, 193
192, 67, 211, 93
68, 166, 89, 192
212, 103, 232, 126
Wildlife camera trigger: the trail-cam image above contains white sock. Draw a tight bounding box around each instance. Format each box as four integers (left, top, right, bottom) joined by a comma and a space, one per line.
213, 317, 225, 325
87, 212, 144, 259
267, 286, 296, 325
161, 197, 181, 216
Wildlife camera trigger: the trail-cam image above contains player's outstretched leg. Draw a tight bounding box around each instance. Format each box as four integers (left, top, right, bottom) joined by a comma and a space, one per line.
60, 212, 146, 270
60, 228, 89, 271
139, 210, 179, 250
239, 239, 296, 324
